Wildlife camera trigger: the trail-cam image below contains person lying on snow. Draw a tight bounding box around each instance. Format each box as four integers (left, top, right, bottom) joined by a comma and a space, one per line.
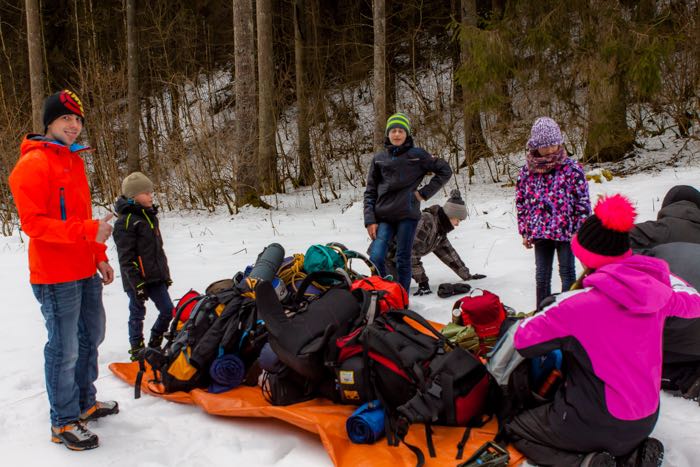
504, 194, 700, 466
630, 184, 700, 251
113, 172, 174, 361
384, 189, 486, 297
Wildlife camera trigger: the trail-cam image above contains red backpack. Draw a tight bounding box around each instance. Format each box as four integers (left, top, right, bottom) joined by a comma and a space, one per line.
172, 289, 201, 327
452, 289, 506, 356
350, 275, 408, 312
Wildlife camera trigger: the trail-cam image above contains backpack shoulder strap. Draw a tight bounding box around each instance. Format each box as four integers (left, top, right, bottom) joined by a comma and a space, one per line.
387, 308, 447, 343
293, 270, 350, 303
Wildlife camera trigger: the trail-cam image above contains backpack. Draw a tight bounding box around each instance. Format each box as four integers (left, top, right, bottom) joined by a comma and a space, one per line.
255, 274, 363, 384
452, 289, 507, 356
350, 275, 408, 312
170, 289, 201, 331
303, 244, 345, 275
138, 287, 237, 396
333, 309, 492, 465
440, 322, 480, 354
136, 243, 285, 397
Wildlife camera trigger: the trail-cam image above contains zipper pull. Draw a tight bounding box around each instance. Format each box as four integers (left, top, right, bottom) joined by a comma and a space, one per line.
59, 187, 66, 220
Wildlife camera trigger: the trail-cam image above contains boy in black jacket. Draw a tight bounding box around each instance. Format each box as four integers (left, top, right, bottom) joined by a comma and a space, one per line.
364, 112, 452, 294
113, 172, 173, 360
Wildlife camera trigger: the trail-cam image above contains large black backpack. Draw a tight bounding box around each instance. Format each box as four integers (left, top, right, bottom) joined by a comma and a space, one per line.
255, 272, 361, 384
334, 309, 493, 466
136, 243, 285, 397
136, 286, 238, 396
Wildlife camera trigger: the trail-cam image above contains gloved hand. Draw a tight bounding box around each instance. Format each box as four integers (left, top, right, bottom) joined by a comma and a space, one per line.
437, 282, 472, 298
136, 286, 148, 302
166, 278, 173, 288
468, 273, 487, 280
414, 282, 432, 296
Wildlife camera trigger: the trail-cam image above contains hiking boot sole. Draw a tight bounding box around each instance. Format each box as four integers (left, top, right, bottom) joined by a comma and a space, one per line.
51, 435, 98, 451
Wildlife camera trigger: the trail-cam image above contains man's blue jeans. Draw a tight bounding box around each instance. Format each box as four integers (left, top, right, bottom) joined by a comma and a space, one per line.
369, 219, 419, 293
31, 274, 106, 427
125, 282, 174, 346
534, 239, 576, 309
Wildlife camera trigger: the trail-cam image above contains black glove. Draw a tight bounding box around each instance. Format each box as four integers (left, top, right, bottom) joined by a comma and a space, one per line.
467, 273, 487, 280
414, 282, 432, 296
437, 282, 472, 298
166, 278, 173, 288
136, 286, 148, 302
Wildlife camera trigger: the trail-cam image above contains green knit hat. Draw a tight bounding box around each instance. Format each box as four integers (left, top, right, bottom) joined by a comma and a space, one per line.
385, 112, 411, 136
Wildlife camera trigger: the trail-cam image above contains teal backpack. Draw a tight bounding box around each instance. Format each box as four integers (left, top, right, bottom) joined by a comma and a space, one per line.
303, 244, 345, 275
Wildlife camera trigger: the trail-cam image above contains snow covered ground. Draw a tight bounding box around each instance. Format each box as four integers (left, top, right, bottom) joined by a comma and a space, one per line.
1, 164, 699, 466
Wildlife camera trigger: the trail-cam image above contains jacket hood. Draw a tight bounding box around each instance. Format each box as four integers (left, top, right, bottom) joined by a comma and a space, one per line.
583, 255, 672, 314
20, 134, 90, 157
114, 195, 158, 216
658, 201, 700, 224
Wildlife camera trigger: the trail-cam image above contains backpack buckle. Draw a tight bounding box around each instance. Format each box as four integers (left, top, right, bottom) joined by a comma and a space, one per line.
426, 383, 442, 399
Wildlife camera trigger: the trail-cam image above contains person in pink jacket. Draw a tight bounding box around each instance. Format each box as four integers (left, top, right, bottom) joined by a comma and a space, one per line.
505, 194, 700, 466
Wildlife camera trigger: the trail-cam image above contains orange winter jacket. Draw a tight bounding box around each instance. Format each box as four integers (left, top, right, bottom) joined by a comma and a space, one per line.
9, 135, 108, 284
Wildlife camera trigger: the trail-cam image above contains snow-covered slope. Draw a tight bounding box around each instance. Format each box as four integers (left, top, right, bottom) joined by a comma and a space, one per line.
1, 164, 699, 466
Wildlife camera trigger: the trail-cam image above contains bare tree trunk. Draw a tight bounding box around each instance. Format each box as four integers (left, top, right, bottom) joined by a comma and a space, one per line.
373, 0, 386, 152
256, 0, 278, 194
584, 57, 634, 162
294, 0, 314, 186
460, 0, 494, 179
126, 0, 140, 173
233, 0, 262, 207
25, 0, 44, 133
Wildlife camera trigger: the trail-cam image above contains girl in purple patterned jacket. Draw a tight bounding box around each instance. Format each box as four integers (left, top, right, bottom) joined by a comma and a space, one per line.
516, 117, 591, 309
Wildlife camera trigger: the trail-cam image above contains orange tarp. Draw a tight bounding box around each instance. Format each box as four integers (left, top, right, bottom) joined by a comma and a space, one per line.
110, 362, 524, 466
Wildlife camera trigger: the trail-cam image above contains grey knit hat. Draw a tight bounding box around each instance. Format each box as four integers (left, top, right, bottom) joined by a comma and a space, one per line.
122, 172, 154, 198
443, 189, 467, 220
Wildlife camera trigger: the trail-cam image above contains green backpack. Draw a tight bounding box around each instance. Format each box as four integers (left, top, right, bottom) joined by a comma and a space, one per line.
303, 244, 345, 275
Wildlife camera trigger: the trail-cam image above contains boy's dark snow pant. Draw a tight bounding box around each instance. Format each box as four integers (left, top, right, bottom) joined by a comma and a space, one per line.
505, 401, 658, 466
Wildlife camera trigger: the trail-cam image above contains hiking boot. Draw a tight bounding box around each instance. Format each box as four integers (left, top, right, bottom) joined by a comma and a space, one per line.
147, 333, 163, 349
51, 421, 98, 451
80, 400, 120, 422
129, 340, 145, 361
619, 437, 664, 467
580, 451, 616, 467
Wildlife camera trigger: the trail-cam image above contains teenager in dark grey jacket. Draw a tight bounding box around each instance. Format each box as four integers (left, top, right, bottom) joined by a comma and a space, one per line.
113, 172, 173, 359
641, 242, 700, 400
630, 185, 700, 250
386, 190, 485, 295
364, 113, 452, 293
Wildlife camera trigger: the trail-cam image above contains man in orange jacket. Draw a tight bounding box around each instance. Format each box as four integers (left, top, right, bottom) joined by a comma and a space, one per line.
9, 90, 118, 451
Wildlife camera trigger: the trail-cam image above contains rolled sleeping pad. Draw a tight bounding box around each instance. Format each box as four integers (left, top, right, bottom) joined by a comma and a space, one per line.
247, 243, 285, 283
208, 354, 246, 394
346, 400, 385, 444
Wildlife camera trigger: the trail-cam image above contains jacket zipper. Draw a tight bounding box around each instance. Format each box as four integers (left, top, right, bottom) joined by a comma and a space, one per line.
59, 188, 66, 220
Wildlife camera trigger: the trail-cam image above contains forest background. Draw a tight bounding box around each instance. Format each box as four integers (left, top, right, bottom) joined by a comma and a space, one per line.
0, 0, 698, 235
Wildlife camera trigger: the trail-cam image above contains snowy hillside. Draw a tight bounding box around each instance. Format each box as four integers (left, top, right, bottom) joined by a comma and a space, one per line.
2, 164, 700, 466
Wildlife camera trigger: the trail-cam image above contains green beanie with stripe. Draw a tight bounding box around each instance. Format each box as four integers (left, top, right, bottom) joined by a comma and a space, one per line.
385, 112, 411, 136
